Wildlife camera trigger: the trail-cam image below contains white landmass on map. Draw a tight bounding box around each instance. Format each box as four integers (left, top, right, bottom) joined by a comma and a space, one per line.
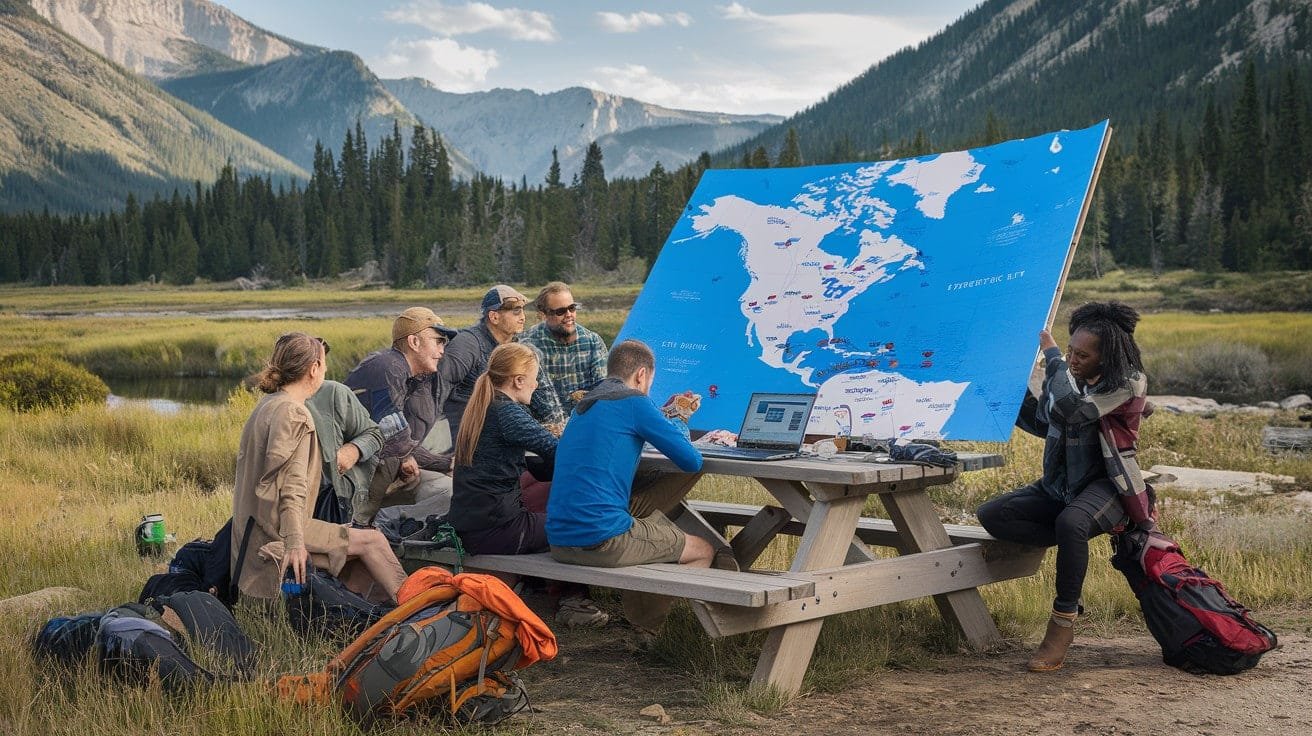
688, 195, 920, 378
683, 153, 986, 436
817, 369, 969, 440
885, 151, 984, 219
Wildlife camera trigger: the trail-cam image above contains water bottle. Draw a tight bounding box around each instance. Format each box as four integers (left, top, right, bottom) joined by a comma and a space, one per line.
281, 564, 305, 597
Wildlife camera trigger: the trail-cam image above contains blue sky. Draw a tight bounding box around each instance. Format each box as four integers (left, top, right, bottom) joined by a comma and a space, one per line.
214, 1, 982, 116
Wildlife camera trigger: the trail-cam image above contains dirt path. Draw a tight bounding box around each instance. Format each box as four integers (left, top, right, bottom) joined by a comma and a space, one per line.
517, 613, 1311, 735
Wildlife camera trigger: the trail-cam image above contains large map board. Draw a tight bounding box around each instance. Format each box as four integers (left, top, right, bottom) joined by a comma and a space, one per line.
616, 121, 1111, 442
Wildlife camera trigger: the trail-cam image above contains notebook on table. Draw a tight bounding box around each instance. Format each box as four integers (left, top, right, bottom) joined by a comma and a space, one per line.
697, 392, 817, 462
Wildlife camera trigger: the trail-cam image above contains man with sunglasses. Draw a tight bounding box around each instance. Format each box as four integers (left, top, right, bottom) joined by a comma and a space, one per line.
344, 307, 459, 526
520, 281, 608, 417
440, 284, 566, 441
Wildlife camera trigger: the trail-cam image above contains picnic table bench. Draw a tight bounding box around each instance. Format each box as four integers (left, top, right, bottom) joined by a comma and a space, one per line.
404, 449, 1044, 696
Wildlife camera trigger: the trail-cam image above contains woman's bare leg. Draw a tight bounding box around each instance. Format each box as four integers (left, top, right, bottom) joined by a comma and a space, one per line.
345, 527, 408, 602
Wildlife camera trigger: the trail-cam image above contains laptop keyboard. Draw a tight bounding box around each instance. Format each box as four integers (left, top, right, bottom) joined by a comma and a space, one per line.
698, 446, 800, 461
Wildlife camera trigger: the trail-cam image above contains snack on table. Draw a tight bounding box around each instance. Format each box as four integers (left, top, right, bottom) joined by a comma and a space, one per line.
660, 390, 702, 422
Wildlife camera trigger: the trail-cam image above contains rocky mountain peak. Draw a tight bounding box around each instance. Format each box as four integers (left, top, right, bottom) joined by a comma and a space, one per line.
28, 0, 318, 78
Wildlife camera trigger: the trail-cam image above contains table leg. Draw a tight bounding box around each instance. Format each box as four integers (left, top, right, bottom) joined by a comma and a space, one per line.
751, 494, 865, 696
881, 489, 1002, 649
756, 478, 877, 564
728, 505, 792, 568
630, 470, 703, 518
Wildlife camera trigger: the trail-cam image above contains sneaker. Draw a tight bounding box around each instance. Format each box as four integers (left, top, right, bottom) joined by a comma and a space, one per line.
711, 547, 740, 571
556, 595, 609, 628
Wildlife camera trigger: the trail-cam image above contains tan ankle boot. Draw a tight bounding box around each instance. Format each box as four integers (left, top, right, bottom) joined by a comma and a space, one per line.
1027, 609, 1077, 672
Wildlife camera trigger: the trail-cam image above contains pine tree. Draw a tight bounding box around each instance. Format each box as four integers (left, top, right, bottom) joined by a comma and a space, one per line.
576, 141, 609, 272
0, 234, 19, 283
1223, 60, 1265, 224
1271, 67, 1307, 200
171, 216, 198, 285
776, 128, 803, 167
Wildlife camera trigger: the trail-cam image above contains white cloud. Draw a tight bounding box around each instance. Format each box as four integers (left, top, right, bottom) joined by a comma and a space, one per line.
385, 1, 557, 41
716, 3, 923, 56
611, 2, 928, 113
370, 37, 500, 91
596, 10, 692, 33
585, 63, 806, 116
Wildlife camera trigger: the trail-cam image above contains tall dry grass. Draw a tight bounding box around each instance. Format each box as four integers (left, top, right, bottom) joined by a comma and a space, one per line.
5, 395, 1307, 732
2, 277, 1311, 728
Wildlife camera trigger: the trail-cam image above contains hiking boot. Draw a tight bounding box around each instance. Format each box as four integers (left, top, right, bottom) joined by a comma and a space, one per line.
711, 547, 740, 571
556, 595, 609, 628
1027, 608, 1078, 672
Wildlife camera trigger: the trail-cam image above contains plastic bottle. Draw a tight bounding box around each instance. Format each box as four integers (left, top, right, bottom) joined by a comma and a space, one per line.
280, 565, 305, 597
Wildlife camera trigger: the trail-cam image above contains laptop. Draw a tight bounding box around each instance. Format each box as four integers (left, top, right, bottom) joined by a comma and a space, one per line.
698, 392, 818, 461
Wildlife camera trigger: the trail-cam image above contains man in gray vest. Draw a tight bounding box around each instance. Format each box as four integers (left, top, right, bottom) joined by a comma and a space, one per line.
440, 285, 565, 440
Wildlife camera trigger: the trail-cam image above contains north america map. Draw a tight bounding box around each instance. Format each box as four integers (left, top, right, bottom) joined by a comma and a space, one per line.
616, 121, 1111, 442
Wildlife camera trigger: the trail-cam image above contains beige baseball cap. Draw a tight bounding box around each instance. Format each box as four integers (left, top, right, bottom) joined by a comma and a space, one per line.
392, 307, 458, 343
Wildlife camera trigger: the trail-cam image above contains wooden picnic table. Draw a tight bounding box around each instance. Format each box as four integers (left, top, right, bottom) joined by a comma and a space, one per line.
634, 448, 1043, 696
399, 449, 1043, 697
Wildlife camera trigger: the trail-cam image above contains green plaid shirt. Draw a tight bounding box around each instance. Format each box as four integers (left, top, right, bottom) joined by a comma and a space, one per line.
520, 321, 608, 415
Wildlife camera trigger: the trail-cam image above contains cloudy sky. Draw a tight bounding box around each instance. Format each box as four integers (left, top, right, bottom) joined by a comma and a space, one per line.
215, 1, 983, 116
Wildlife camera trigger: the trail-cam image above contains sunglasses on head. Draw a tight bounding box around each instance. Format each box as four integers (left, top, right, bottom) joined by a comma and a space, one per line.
316, 337, 330, 355
545, 303, 580, 317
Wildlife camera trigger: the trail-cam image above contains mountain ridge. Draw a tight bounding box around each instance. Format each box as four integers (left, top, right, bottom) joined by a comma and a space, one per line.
0, 0, 304, 213
27, 0, 318, 78
728, 0, 1311, 163
160, 52, 477, 177
384, 78, 783, 181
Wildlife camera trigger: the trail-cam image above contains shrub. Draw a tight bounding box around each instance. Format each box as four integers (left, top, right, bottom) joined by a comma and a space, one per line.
0, 351, 110, 411
1147, 341, 1278, 403
1066, 245, 1119, 279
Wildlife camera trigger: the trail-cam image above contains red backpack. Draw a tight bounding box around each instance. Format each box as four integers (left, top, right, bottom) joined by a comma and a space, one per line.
1111, 528, 1277, 674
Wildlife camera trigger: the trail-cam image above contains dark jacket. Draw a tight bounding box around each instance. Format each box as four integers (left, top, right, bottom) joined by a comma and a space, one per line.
344, 347, 451, 472
1019, 346, 1149, 517
440, 321, 565, 438
447, 392, 558, 533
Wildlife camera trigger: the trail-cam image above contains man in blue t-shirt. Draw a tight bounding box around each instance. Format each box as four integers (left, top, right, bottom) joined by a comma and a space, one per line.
547, 339, 715, 569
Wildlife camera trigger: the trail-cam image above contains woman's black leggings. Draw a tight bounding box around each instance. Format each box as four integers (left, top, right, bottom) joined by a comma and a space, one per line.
976, 479, 1125, 614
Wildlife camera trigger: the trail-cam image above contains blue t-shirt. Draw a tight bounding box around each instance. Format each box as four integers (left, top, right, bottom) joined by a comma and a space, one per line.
546, 379, 703, 548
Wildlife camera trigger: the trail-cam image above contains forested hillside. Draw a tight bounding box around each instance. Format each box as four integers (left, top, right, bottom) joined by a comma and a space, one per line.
0, 123, 700, 287
1, 0, 1309, 286
729, 0, 1312, 273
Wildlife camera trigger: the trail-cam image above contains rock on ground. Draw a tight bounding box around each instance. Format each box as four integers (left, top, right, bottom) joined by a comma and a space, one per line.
1147, 465, 1295, 495
1280, 394, 1312, 410
0, 587, 87, 615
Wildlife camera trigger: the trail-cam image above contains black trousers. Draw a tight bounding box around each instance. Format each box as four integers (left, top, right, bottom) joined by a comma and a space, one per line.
976, 479, 1125, 613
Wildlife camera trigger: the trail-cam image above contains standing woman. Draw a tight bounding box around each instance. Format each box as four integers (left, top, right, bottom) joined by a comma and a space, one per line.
977, 302, 1153, 671
447, 342, 607, 627
231, 332, 407, 603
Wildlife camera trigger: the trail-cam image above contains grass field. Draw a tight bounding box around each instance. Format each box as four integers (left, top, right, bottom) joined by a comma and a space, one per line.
1, 271, 1308, 399
1, 271, 1310, 733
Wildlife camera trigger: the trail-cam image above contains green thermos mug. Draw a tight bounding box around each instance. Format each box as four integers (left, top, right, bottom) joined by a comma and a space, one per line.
135, 513, 166, 557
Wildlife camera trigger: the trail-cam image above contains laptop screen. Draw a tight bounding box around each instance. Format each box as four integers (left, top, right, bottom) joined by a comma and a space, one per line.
736, 392, 817, 451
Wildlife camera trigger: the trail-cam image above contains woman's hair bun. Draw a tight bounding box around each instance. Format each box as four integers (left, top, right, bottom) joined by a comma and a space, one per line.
1070, 301, 1139, 335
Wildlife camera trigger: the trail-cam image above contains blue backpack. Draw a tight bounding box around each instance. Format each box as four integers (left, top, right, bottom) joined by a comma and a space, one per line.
32, 612, 104, 667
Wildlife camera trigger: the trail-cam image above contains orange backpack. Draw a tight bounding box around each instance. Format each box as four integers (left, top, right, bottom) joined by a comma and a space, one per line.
276, 568, 557, 725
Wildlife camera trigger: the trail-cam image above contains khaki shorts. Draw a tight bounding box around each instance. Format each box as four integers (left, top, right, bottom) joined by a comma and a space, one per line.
550, 511, 686, 567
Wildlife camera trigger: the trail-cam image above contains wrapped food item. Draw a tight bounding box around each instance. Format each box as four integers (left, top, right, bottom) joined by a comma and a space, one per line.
660, 390, 702, 422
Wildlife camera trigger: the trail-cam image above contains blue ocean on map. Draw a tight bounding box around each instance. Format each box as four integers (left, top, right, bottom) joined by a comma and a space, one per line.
617, 121, 1111, 442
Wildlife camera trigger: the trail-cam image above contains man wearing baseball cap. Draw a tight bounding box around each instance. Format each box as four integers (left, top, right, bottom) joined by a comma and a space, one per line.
344, 307, 459, 526
439, 285, 565, 441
